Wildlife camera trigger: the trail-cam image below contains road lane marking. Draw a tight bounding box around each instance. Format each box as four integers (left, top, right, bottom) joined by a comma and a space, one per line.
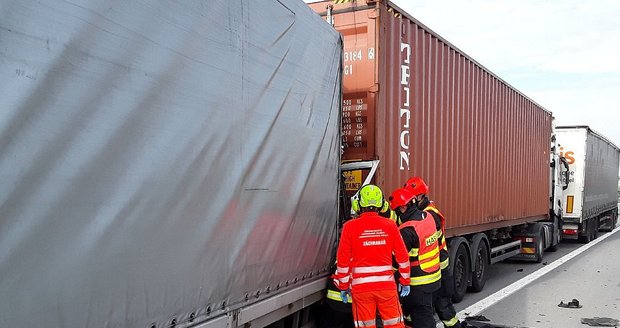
457, 225, 620, 319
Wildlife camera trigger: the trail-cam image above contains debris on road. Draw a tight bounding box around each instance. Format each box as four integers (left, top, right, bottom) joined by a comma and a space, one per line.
558, 299, 583, 308
580, 317, 619, 327
465, 315, 491, 322
462, 318, 533, 328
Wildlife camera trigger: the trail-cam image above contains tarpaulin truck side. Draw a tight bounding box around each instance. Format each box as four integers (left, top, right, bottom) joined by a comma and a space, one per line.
556, 126, 620, 241
0, 1, 341, 327
309, 0, 568, 302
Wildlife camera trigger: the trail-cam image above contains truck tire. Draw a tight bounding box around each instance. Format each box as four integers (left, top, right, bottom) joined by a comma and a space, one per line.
548, 216, 561, 252
593, 219, 599, 240
469, 238, 489, 292
579, 219, 593, 243
600, 211, 616, 232
535, 232, 545, 263
579, 233, 591, 243
452, 242, 470, 303
548, 232, 559, 252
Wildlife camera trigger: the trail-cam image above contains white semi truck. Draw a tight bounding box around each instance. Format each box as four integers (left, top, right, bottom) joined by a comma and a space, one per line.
556, 126, 620, 241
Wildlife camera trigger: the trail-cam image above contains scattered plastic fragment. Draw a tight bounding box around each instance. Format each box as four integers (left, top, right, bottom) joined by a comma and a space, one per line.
558, 299, 583, 308
542, 262, 548, 265
580, 317, 619, 327
517, 268, 524, 272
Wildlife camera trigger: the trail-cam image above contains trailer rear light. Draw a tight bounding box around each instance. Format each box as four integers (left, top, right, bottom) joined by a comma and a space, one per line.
566, 195, 574, 213
563, 229, 578, 235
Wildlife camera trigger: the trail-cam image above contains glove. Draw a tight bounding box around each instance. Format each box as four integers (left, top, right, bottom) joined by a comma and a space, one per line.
340, 289, 351, 304
399, 284, 410, 297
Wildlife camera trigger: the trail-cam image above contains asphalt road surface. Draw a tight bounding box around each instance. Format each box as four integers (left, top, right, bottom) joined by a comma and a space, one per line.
454, 237, 587, 312
478, 228, 620, 327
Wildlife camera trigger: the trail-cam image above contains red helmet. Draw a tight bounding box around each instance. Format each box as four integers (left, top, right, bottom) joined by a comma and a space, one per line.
404, 176, 429, 196
388, 188, 415, 210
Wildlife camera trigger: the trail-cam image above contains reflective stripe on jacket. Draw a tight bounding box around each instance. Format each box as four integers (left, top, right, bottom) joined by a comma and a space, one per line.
325, 277, 353, 313
334, 212, 410, 293
327, 289, 352, 303
425, 203, 449, 270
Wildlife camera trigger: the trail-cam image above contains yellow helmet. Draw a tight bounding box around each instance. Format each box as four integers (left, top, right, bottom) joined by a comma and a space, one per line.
356, 184, 384, 209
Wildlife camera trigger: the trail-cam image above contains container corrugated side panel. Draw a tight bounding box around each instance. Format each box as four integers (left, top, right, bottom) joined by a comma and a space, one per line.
309, 1, 552, 235
307, 1, 378, 163
377, 2, 552, 236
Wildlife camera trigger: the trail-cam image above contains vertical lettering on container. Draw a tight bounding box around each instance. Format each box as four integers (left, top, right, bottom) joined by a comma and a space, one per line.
400, 42, 411, 171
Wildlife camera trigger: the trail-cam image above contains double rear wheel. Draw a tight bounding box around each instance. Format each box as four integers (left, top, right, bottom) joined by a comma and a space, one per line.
469, 240, 488, 292
451, 242, 470, 303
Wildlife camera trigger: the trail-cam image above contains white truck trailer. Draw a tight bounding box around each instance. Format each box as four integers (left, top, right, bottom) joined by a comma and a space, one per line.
556, 126, 620, 242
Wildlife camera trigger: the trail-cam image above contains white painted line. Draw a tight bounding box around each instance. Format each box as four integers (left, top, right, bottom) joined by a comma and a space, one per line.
457, 225, 620, 319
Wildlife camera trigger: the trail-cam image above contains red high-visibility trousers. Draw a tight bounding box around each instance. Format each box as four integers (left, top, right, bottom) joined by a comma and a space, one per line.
351, 289, 404, 328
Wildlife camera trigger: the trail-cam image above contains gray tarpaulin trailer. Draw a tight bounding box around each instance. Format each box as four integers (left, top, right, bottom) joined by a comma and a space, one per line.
0, 1, 342, 327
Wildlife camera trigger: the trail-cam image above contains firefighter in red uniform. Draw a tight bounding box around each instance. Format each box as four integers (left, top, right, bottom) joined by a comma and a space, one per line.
389, 188, 441, 328
320, 189, 399, 328
333, 184, 411, 328
404, 177, 462, 328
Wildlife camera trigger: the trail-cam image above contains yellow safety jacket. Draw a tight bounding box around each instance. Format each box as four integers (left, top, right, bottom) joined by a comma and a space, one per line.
399, 215, 441, 287
425, 203, 449, 271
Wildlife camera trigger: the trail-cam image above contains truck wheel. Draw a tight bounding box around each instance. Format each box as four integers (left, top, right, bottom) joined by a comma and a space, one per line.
579, 221, 592, 243
593, 219, 599, 239
548, 228, 559, 252
579, 233, 591, 243
548, 217, 560, 252
535, 233, 545, 263
452, 243, 470, 303
469, 240, 488, 292
548, 243, 558, 252
601, 211, 616, 232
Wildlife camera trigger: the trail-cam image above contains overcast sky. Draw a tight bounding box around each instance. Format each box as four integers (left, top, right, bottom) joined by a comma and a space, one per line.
306, 0, 620, 147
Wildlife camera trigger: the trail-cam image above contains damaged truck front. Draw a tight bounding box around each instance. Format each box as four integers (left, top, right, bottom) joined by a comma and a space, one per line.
0, 1, 342, 327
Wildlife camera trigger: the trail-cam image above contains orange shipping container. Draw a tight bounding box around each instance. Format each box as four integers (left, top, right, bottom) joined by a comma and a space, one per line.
310, 0, 553, 237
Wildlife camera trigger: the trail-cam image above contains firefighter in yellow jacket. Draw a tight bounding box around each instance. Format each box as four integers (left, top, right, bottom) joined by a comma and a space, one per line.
404, 177, 461, 328
389, 187, 441, 328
